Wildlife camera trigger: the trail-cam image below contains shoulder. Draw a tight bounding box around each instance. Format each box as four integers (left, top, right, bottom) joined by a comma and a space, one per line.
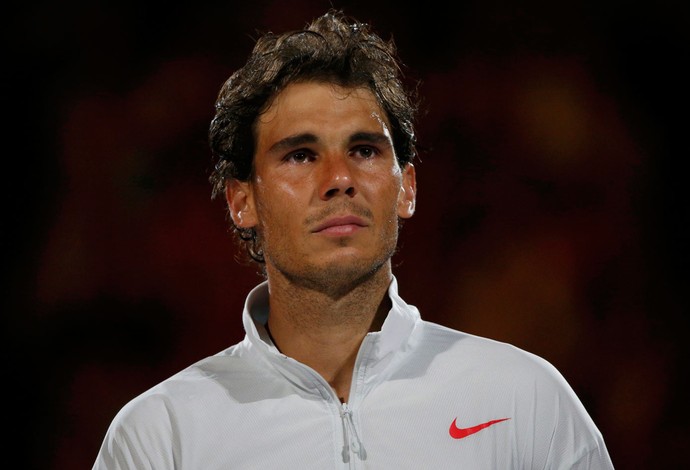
416, 320, 556, 371
93, 343, 254, 467
410, 320, 585, 401
104, 343, 255, 432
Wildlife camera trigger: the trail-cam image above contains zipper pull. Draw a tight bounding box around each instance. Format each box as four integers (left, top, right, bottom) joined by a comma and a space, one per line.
341, 403, 367, 461
340, 407, 351, 463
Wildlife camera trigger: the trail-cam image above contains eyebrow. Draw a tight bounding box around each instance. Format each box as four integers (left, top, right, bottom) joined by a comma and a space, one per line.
349, 131, 392, 146
268, 133, 318, 153
268, 131, 392, 153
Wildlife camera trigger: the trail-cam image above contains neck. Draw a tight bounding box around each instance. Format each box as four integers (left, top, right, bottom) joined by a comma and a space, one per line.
264, 263, 393, 402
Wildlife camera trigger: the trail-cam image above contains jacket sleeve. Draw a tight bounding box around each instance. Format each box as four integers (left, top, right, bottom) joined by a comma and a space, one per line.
537, 363, 615, 470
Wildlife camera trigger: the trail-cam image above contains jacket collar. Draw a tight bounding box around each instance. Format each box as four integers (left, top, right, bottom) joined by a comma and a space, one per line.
241, 276, 421, 363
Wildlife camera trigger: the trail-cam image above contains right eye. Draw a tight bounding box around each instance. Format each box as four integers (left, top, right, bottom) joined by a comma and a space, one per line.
284, 149, 315, 163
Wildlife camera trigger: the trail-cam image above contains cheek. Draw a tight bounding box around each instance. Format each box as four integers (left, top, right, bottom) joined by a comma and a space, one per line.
254, 179, 306, 228
366, 172, 403, 206
257, 173, 309, 201
276, 180, 305, 200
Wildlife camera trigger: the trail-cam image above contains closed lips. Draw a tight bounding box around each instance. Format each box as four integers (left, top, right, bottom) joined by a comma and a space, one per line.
312, 216, 367, 232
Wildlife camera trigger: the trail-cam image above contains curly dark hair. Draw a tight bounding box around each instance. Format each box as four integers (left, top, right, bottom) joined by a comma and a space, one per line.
208, 9, 419, 264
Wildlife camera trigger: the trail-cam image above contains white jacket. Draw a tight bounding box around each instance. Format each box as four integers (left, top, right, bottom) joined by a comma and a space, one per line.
93, 278, 614, 469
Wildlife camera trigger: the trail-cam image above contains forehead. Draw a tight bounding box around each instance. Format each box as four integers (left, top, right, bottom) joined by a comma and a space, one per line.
256, 82, 390, 138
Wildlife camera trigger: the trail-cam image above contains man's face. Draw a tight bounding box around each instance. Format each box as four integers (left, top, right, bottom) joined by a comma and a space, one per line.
226, 81, 416, 291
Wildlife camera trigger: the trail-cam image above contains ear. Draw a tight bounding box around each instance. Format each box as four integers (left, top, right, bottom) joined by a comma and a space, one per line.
225, 179, 258, 228
397, 163, 417, 219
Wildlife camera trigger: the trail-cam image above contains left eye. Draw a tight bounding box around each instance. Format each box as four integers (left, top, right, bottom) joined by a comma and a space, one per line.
353, 146, 377, 159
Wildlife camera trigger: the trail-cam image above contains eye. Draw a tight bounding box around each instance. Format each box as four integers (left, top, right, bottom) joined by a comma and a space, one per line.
284, 149, 315, 163
351, 145, 379, 159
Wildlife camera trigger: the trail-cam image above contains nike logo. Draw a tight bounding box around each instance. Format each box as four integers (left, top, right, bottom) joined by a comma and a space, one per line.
449, 417, 510, 439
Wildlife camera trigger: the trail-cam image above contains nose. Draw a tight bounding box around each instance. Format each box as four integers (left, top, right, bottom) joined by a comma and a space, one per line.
319, 155, 356, 200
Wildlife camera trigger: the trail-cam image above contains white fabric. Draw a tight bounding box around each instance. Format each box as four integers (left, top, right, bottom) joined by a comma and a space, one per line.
93, 277, 614, 469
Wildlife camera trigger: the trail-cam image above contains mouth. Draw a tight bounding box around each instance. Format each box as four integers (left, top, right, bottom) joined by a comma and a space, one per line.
311, 215, 368, 236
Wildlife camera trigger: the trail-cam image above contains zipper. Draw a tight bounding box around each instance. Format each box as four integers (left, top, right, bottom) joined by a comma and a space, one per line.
274, 337, 373, 467
340, 402, 367, 465
338, 334, 373, 466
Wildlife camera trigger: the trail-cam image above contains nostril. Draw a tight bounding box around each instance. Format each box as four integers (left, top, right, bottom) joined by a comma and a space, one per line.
323, 186, 356, 199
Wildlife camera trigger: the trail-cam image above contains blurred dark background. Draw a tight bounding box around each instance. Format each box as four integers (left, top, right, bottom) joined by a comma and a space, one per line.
4, 0, 688, 468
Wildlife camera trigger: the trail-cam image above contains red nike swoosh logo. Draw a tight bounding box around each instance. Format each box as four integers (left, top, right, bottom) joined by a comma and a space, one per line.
449, 417, 510, 439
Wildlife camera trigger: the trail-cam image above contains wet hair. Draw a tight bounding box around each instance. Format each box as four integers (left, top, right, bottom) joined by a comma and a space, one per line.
208, 9, 419, 264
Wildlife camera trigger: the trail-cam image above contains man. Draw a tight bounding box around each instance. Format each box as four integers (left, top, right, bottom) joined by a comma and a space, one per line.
93, 10, 614, 469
